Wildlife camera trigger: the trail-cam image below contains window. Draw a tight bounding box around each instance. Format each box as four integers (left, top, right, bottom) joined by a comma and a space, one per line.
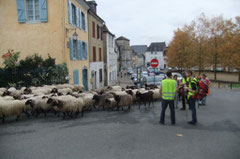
97, 25, 99, 39
92, 21, 95, 38
93, 46, 96, 62
81, 12, 86, 30
99, 69, 103, 82
71, 4, 77, 25
73, 39, 78, 59
82, 42, 86, 58
99, 48, 102, 61
26, 0, 40, 21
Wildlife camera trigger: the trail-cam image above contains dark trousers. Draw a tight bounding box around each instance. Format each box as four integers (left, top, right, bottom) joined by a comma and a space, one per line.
189, 97, 197, 123
160, 100, 175, 124
182, 91, 189, 109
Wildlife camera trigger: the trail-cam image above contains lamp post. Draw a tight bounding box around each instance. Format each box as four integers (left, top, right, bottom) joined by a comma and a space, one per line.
73, 30, 78, 40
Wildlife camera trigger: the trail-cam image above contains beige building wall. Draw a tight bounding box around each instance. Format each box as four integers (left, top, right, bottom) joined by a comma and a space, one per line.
88, 14, 103, 62
0, 0, 89, 85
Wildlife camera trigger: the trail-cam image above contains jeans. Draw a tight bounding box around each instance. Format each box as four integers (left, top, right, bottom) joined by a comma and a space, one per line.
160, 100, 175, 124
189, 97, 197, 123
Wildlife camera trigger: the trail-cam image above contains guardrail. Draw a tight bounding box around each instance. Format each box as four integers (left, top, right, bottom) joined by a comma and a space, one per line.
210, 80, 240, 89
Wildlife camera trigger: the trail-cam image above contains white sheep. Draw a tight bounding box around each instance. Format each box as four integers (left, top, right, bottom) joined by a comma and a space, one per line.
151, 88, 161, 100
32, 88, 52, 95
0, 99, 31, 123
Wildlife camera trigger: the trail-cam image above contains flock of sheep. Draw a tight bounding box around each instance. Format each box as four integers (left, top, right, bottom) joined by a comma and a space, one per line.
0, 84, 161, 123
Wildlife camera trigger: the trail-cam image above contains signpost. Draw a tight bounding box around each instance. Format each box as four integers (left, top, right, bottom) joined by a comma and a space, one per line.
150, 59, 159, 85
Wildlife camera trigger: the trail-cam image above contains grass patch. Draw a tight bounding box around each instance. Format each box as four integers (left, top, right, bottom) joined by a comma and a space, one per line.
231, 84, 240, 88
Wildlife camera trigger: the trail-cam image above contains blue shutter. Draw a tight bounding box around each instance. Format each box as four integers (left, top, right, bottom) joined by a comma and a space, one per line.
16, 0, 26, 23
79, 9, 82, 29
68, 0, 72, 24
77, 40, 81, 60
85, 42, 88, 60
84, 14, 87, 32
73, 69, 79, 85
76, 7, 79, 27
80, 40, 83, 60
40, 0, 47, 22
82, 69, 88, 91
70, 38, 74, 60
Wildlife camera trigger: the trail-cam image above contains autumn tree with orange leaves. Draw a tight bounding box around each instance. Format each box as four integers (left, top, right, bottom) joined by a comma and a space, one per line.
167, 14, 240, 80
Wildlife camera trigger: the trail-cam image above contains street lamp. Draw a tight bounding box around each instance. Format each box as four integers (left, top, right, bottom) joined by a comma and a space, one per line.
73, 31, 78, 40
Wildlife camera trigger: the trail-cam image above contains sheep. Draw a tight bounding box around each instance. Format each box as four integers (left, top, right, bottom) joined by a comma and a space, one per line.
114, 94, 133, 111
72, 85, 84, 92
0, 99, 31, 123
126, 85, 138, 90
105, 98, 117, 110
145, 84, 158, 90
0, 88, 7, 95
32, 88, 52, 95
47, 96, 84, 119
23, 88, 32, 94
107, 86, 122, 91
136, 91, 154, 109
81, 93, 94, 111
92, 93, 114, 110
0, 96, 14, 101
2, 89, 23, 100
151, 89, 161, 101
51, 88, 72, 94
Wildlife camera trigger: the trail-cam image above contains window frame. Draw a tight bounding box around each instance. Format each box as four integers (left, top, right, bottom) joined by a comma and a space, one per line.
25, 0, 41, 23
93, 46, 96, 62
71, 3, 77, 26
99, 69, 103, 82
99, 48, 102, 61
73, 39, 78, 59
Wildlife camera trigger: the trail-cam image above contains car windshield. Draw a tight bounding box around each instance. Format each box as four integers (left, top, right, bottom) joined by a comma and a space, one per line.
146, 76, 162, 82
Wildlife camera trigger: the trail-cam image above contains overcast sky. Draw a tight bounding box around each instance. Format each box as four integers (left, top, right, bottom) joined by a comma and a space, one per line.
96, 0, 240, 46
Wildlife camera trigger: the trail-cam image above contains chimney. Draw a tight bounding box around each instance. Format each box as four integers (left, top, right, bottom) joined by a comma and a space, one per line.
88, 0, 97, 13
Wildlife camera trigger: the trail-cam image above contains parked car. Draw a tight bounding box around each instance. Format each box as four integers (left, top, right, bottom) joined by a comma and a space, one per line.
141, 71, 148, 77
141, 76, 163, 86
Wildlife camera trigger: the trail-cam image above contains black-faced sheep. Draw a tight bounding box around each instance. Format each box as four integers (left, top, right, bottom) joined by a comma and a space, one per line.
136, 91, 154, 109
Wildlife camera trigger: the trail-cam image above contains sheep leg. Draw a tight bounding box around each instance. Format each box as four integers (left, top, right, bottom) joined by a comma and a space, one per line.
70, 112, 73, 118
75, 111, 79, 118
138, 101, 141, 109
63, 112, 66, 119
2, 116, 5, 123
81, 110, 84, 117
122, 106, 123, 111
128, 105, 131, 110
16, 114, 21, 121
24, 111, 31, 119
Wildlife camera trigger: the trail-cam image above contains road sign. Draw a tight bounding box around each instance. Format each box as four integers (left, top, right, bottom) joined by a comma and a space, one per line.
150, 59, 159, 68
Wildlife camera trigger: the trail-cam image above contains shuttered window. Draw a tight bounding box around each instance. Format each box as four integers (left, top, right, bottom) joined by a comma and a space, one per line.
73, 39, 78, 59
99, 48, 102, 61
71, 4, 77, 25
99, 69, 103, 82
93, 46, 96, 62
81, 12, 86, 31
92, 21, 95, 38
26, 0, 40, 21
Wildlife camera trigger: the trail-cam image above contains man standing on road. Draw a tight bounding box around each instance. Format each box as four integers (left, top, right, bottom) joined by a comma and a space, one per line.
199, 74, 210, 105
179, 72, 189, 110
185, 70, 198, 125
160, 71, 177, 125
173, 74, 179, 109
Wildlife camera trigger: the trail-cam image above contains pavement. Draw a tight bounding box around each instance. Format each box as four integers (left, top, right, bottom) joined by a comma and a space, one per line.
0, 88, 240, 159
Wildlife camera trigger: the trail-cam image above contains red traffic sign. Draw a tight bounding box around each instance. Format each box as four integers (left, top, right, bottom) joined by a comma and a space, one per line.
150, 59, 159, 68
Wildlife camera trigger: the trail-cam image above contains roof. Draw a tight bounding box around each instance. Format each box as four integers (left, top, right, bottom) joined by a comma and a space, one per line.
116, 36, 130, 41
131, 45, 148, 54
147, 42, 166, 52
102, 25, 115, 37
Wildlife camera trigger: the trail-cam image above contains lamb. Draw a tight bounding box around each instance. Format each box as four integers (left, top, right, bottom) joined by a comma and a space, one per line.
136, 91, 154, 109
0, 99, 31, 123
114, 94, 133, 111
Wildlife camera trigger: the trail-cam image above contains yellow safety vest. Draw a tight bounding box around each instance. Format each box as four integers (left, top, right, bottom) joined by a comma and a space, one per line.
187, 78, 198, 99
162, 78, 177, 100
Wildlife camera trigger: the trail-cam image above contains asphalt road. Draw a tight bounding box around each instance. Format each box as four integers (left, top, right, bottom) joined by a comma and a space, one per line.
0, 88, 240, 159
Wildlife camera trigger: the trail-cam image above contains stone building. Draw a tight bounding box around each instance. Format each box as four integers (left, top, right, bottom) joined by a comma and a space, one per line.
115, 36, 134, 71
131, 45, 148, 67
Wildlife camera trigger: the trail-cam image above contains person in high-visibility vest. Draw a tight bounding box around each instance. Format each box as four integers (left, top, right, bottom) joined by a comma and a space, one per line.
160, 71, 177, 125
184, 70, 198, 125
179, 72, 190, 110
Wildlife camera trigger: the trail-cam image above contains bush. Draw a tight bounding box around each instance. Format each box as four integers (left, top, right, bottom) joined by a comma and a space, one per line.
0, 51, 69, 88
